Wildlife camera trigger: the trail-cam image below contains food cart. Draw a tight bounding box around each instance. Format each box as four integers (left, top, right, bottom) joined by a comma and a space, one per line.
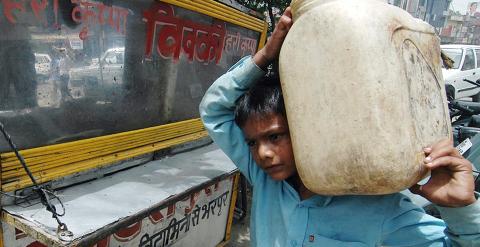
0, 0, 267, 246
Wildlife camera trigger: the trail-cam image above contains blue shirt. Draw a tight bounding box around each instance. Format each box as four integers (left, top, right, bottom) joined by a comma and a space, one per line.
199, 56, 480, 246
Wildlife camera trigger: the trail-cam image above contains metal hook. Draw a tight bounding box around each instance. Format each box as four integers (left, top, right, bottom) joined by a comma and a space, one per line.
57, 223, 74, 242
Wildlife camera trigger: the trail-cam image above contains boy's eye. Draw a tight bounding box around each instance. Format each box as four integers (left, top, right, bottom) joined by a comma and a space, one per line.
269, 134, 280, 142
247, 140, 256, 147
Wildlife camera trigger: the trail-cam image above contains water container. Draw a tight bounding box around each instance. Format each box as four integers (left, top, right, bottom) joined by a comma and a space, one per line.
279, 0, 451, 195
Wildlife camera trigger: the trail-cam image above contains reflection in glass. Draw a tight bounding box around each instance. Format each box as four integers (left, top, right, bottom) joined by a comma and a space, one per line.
0, 0, 260, 152
441, 48, 462, 69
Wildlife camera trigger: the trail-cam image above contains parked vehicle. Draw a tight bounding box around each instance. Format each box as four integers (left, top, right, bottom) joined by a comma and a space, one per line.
441, 44, 480, 101
34, 53, 52, 79
68, 47, 124, 99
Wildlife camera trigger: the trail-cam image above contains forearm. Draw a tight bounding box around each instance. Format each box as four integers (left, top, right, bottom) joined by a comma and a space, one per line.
199, 56, 265, 122
199, 56, 265, 183
253, 48, 271, 71
436, 193, 480, 246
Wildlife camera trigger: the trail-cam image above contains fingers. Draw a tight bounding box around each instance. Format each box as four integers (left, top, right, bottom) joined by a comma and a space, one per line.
274, 16, 292, 34
423, 138, 472, 171
424, 139, 461, 162
417, 138, 476, 207
425, 155, 473, 172
283, 6, 292, 19
265, 9, 293, 57
275, 12, 293, 37
276, 7, 293, 32
253, 7, 293, 68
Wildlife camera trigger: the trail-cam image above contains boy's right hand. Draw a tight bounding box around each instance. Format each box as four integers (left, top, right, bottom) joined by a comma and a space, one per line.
254, 7, 293, 69
409, 139, 476, 207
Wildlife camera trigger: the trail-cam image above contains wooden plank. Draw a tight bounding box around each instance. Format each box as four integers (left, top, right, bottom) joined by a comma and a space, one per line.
1, 211, 63, 247
224, 173, 240, 242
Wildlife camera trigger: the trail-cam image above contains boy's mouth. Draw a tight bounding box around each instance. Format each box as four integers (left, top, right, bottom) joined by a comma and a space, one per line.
265, 164, 284, 174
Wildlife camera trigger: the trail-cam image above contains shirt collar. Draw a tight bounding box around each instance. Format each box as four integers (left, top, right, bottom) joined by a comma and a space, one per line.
282, 180, 333, 207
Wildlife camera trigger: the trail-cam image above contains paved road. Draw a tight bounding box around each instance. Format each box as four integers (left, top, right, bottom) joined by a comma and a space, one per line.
228, 186, 252, 247
230, 217, 251, 247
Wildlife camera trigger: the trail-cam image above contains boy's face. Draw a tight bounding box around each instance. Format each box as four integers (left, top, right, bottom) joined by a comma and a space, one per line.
241, 113, 297, 181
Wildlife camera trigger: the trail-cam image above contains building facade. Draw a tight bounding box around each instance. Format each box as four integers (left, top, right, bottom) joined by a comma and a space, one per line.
388, 0, 451, 28
386, 0, 480, 45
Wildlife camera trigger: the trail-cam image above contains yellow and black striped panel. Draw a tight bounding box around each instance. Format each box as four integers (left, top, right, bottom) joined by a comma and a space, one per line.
0, 119, 207, 192
163, 0, 264, 31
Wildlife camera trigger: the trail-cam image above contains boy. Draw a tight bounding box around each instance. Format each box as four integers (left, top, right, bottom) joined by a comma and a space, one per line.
199, 8, 480, 246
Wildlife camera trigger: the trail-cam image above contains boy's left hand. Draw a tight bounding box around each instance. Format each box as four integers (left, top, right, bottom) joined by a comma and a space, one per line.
253, 7, 292, 69
410, 139, 476, 207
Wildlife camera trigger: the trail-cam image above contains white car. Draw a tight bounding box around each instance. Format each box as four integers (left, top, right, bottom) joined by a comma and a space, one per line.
441, 44, 480, 101
69, 48, 124, 99
34, 53, 52, 78
69, 47, 124, 85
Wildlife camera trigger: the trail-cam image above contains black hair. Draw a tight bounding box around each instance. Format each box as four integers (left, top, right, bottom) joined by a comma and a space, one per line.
234, 74, 286, 128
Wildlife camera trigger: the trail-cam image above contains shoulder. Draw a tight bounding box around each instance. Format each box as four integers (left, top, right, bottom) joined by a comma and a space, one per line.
327, 193, 423, 220
331, 193, 413, 207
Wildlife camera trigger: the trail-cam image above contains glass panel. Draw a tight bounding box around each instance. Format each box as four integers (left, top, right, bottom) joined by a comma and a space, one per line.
442, 48, 463, 69
462, 49, 475, 70
0, 0, 262, 151
475, 49, 480, 68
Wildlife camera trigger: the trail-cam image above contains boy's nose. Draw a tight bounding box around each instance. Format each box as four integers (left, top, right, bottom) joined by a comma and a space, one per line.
258, 144, 274, 160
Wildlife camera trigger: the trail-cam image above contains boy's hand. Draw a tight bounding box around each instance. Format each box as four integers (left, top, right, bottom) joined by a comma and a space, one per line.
253, 7, 293, 69
410, 139, 476, 207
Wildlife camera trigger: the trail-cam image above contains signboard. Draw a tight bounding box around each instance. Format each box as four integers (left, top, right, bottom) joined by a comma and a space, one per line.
3, 175, 235, 247
468, 2, 480, 16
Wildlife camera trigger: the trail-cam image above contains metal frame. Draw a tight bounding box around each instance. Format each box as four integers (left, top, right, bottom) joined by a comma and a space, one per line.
0, 0, 267, 245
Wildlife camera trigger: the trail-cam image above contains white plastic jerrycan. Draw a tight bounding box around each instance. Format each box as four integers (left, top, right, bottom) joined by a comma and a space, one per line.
279, 0, 451, 195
